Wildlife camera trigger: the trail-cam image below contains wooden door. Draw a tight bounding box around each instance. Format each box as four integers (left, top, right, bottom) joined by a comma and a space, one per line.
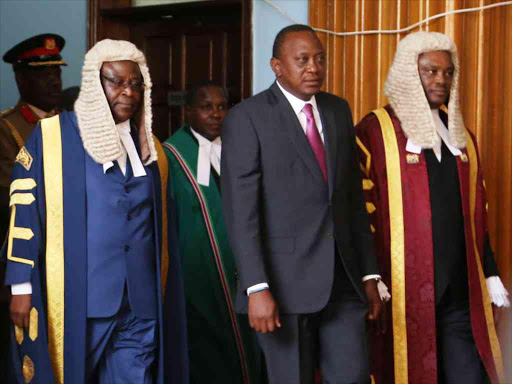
88, 0, 251, 141
131, 22, 242, 140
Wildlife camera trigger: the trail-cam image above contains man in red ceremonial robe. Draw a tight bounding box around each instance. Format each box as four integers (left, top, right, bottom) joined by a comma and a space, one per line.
355, 32, 509, 384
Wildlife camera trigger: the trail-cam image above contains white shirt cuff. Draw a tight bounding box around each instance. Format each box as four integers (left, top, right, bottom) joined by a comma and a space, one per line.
361, 275, 390, 302
362, 274, 381, 282
11, 282, 32, 295
486, 276, 510, 308
247, 283, 269, 295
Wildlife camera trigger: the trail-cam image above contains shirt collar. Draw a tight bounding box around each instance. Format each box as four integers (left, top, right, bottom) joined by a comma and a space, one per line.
190, 127, 222, 149
103, 120, 131, 174
27, 103, 56, 119
276, 80, 319, 116
406, 109, 462, 157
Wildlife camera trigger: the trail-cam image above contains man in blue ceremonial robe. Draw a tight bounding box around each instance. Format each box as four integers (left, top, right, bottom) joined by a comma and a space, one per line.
2, 39, 188, 384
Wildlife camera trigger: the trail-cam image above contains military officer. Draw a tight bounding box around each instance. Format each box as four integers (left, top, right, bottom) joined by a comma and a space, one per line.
0, 33, 66, 382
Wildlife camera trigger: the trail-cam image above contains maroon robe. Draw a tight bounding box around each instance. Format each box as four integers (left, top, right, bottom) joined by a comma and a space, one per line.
355, 106, 504, 384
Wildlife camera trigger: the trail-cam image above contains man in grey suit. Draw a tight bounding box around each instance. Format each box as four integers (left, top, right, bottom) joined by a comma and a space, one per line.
221, 25, 385, 384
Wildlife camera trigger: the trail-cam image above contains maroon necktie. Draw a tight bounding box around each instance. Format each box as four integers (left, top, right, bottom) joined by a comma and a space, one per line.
302, 103, 328, 182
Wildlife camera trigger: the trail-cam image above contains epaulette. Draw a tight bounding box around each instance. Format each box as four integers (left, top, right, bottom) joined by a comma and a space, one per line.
0, 106, 15, 118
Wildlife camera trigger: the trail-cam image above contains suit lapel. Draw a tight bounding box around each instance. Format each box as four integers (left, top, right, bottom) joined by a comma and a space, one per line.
316, 94, 337, 198
270, 83, 325, 183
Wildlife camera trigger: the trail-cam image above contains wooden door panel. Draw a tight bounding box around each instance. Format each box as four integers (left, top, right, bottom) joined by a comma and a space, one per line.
90, 1, 251, 141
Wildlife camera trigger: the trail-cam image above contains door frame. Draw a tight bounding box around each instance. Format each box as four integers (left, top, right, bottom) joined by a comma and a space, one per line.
87, 0, 252, 100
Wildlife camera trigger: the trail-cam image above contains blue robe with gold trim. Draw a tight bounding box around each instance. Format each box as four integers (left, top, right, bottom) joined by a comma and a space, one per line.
2, 111, 188, 384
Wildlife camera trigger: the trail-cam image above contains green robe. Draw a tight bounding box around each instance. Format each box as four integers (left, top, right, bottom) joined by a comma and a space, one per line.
163, 126, 262, 384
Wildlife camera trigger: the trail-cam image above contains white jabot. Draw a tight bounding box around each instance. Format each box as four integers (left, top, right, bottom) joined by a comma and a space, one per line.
103, 120, 147, 177
406, 109, 462, 161
276, 80, 324, 143
190, 128, 221, 187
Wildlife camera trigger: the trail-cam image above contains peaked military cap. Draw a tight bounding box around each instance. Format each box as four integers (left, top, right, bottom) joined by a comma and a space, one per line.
3, 33, 67, 71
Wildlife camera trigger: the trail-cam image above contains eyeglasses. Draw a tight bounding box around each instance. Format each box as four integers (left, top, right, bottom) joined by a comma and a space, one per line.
100, 74, 145, 92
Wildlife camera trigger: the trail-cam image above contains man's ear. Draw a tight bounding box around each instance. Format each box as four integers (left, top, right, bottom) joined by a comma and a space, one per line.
270, 57, 281, 77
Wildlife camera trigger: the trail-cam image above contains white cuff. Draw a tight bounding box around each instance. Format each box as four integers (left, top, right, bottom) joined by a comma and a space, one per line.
377, 280, 391, 302
362, 274, 382, 282
11, 282, 32, 295
247, 283, 269, 296
486, 276, 510, 308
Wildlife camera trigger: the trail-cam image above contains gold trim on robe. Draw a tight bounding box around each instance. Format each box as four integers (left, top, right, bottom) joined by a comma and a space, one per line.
466, 133, 504, 383
373, 108, 409, 384
154, 137, 169, 296
41, 115, 65, 384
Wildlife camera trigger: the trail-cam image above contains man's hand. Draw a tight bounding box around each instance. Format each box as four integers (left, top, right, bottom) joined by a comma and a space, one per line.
248, 290, 281, 333
10, 294, 31, 330
364, 279, 386, 334
492, 304, 504, 328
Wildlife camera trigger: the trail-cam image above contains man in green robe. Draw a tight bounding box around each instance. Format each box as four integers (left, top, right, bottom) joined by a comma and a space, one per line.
163, 83, 262, 384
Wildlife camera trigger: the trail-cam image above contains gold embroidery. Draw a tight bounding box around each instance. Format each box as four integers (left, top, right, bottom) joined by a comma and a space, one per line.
41, 115, 64, 384
28, 61, 66, 67
16, 147, 33, 171
29, 308, 38, 341
460, 153, 468, 163
7, 205, 35, 268
45, 37, 56, 50
366, 202, 376, 214
362, 179, 374, 190
10, 179, 36, 195
406, 153, 419, 164
356, 136, 371, 177
466, 133, 505, 383
10, 193, 35, 207
22, 355, 35, 383
15, 325, 24, 345
374, 108, 408, 384
155, 137, 169, 296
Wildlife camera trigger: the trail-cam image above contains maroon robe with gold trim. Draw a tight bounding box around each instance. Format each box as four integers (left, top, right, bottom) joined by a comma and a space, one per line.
355, 106, 504, 384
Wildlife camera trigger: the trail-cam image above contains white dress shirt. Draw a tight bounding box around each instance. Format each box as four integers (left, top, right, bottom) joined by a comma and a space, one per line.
247, 82, 388, 300
276, 80, 324, 143
190, 127, 222, 187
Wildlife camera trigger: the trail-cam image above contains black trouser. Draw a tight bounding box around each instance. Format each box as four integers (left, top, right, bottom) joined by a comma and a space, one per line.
257, 255, 370, 384
436, 296, 488, 384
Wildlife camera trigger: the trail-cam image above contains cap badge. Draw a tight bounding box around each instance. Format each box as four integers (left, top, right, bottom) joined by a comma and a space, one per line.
44, 38, 56, 50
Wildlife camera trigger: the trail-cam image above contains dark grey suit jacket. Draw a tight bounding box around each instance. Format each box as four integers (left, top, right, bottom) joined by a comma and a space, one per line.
221, 82, 378, 314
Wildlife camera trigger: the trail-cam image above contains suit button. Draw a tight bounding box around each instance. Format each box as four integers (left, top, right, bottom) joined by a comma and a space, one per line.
124, 186, 129, 193
127, 215, 132, 221
124, 245, 130, 252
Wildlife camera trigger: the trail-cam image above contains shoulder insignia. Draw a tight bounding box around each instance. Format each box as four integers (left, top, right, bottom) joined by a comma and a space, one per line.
19, 105, 38, 124
0, 106, 15, 118
16, 146, 33, 171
